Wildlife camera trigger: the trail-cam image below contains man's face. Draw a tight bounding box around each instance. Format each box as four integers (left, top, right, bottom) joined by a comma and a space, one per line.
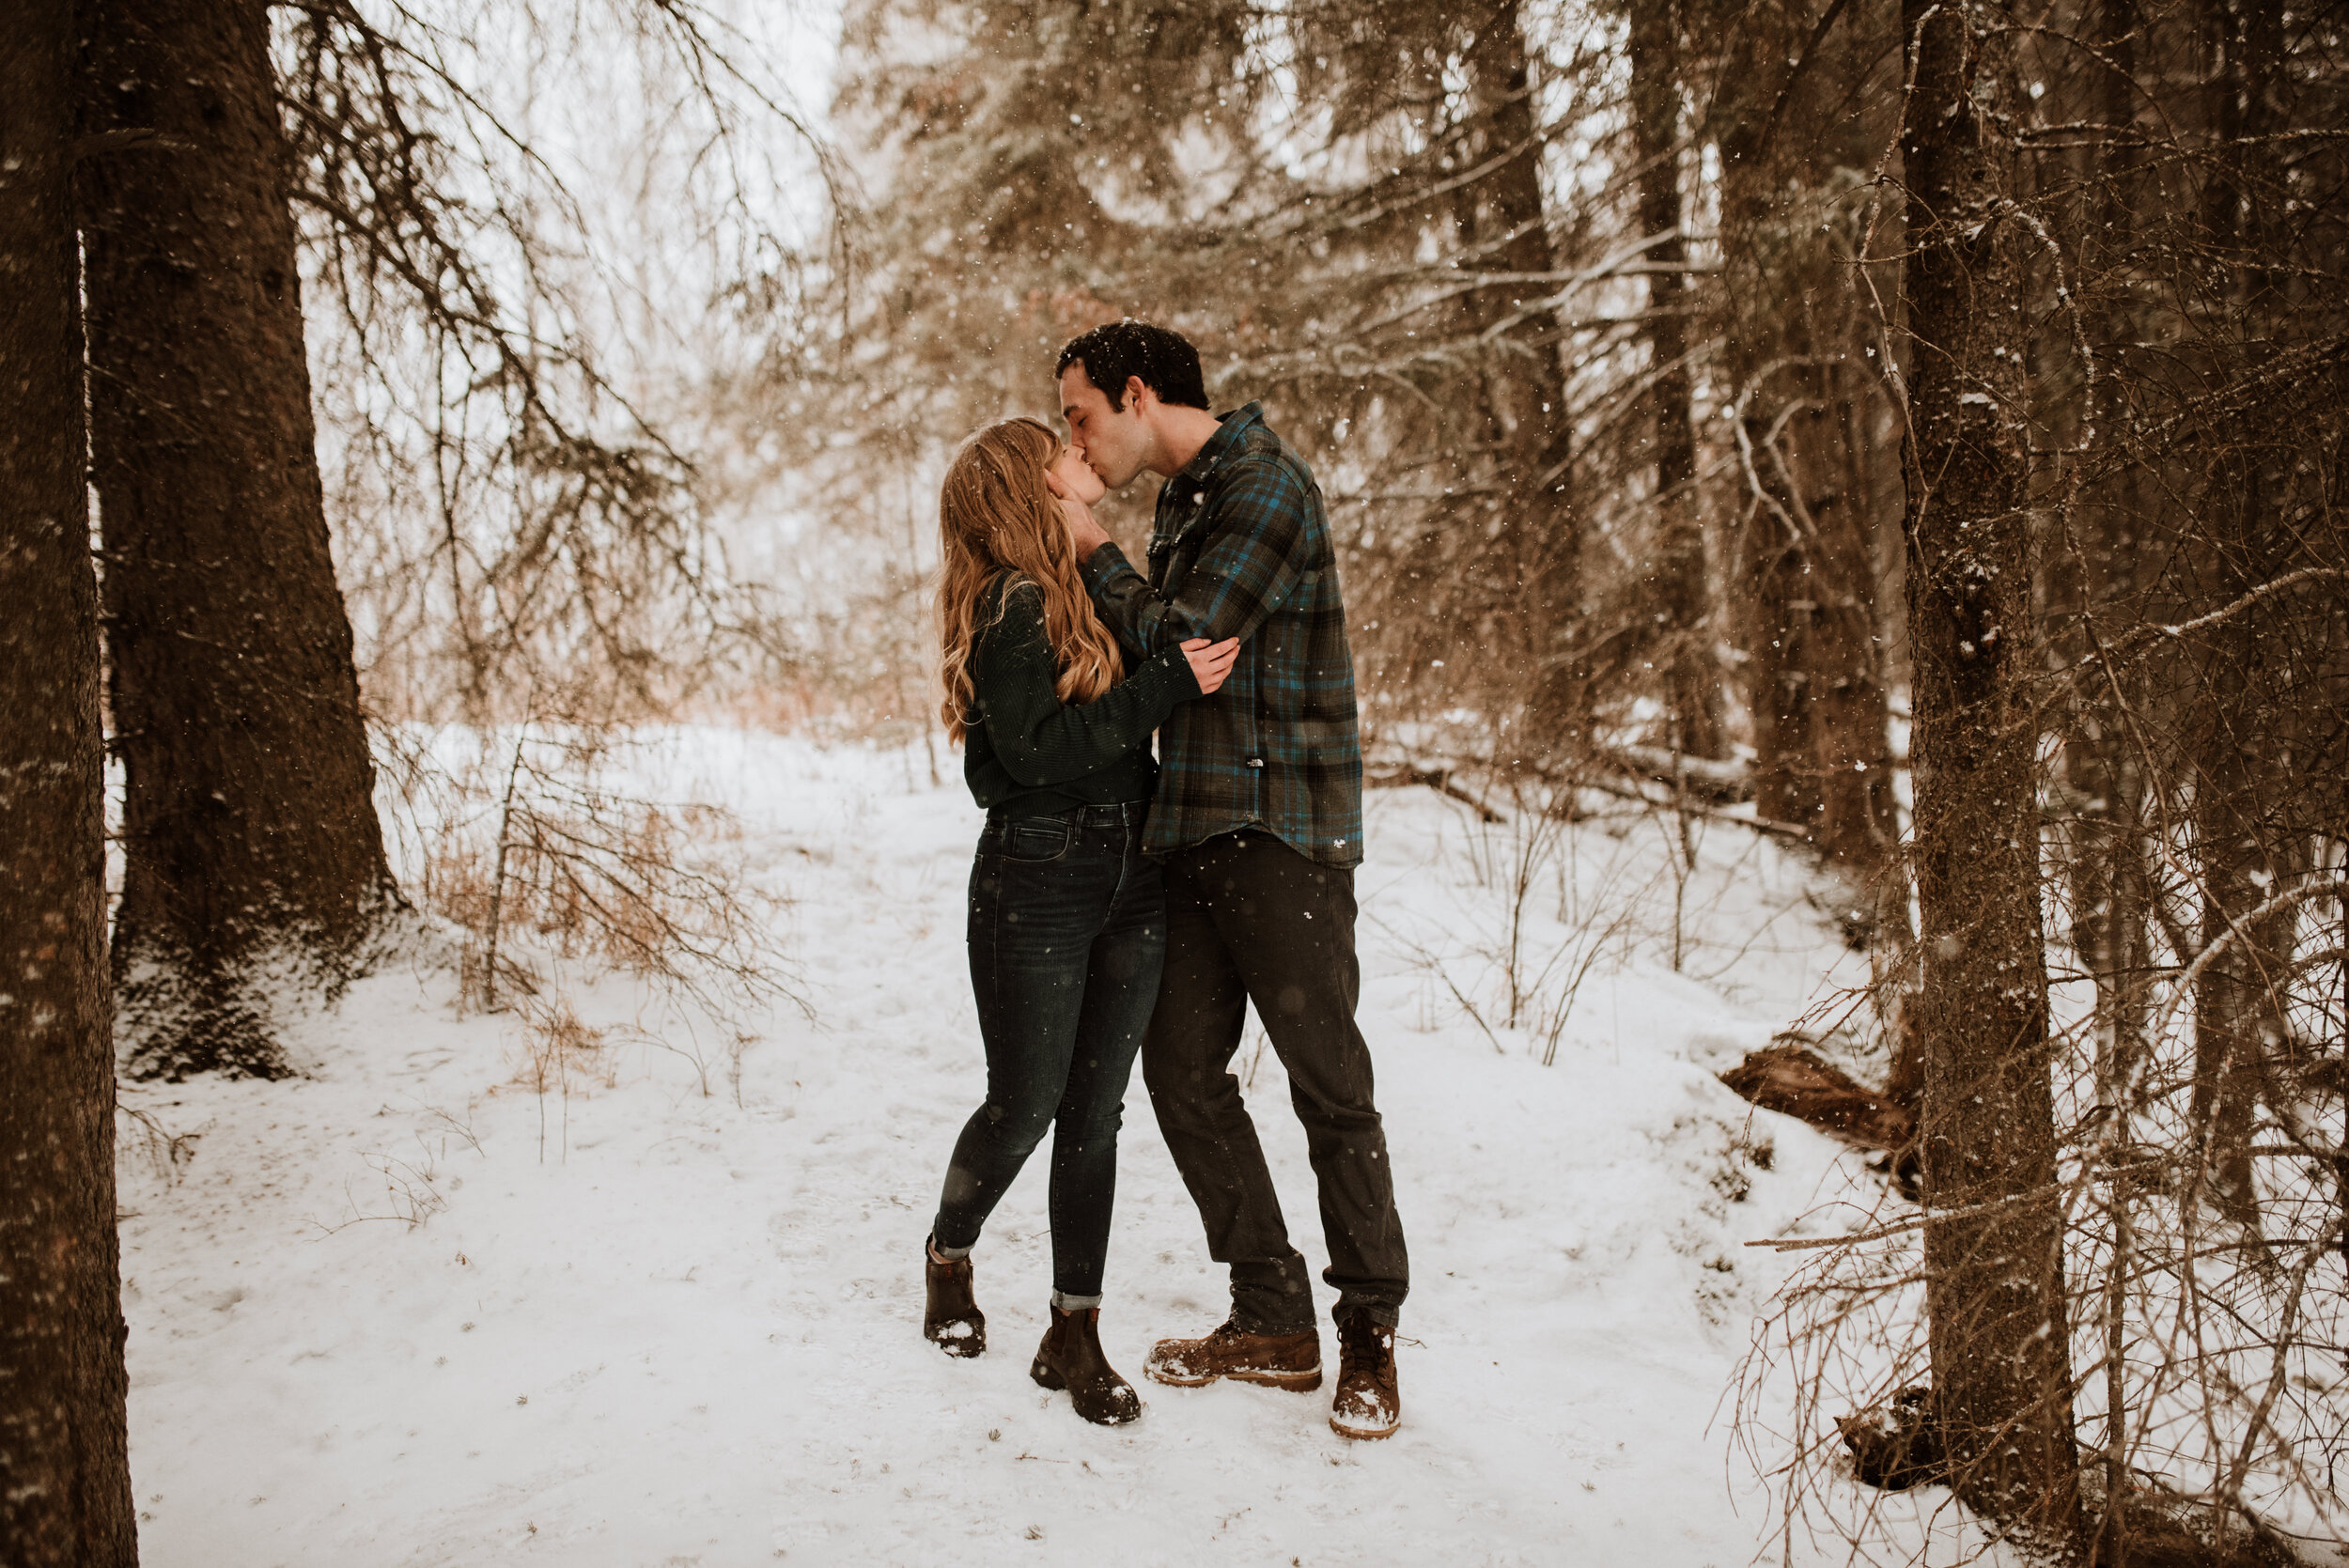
1059, 363, 1150, 489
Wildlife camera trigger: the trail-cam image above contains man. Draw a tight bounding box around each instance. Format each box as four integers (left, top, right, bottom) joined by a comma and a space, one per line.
1047, 319, 1408, 1441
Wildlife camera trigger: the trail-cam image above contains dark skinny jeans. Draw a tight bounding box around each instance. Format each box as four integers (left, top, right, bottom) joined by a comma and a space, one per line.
932, 800, 1164, 1303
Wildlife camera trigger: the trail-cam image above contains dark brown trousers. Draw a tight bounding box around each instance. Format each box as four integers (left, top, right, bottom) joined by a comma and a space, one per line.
1143, 830, 1408, 1332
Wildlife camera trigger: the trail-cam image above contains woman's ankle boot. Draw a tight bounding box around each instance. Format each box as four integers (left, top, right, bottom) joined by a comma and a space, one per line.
1030, 1304, 1142, 1425
923, 1237, 985, 1357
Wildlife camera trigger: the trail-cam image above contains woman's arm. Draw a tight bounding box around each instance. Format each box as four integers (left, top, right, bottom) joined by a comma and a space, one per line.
972, 581, 1203, 790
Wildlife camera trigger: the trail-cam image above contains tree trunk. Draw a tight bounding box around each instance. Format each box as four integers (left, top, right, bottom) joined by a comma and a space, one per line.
1629, 0, 1720, 760
1710, 0, 1907, 1101
1714, 4, 1820, 839
1900, 0, 2083, 1540
0, 2, 140, 1559
1803, 396, 1897, 880
1455, 2, 1587, 766
2186, 0, 2289, 1233
78, 0, 395, 1079
2061, 0, 2154, 1132
1712, 4, 1897, 874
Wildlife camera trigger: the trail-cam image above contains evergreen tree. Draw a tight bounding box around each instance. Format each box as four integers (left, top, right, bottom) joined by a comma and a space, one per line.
1900, 0, 2081, 1539
0, 0, 139, 1555
1627, 0, 1717, 760
820, 0, 1707, 763
1703, 0, 1899, 882
78, 0, 397, 1078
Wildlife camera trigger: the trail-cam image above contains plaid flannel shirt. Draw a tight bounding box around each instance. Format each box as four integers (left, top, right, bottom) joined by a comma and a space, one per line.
1080, 402, 1364, 868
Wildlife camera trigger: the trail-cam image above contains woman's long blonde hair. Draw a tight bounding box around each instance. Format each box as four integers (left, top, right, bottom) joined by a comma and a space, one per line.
937, 418, 1125, 743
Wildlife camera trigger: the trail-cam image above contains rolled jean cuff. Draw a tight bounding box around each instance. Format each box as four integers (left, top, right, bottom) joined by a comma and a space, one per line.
928, 1233, 972, 1263
1051, 1290, 1102, 1312
1232, 1303, 1317, 1337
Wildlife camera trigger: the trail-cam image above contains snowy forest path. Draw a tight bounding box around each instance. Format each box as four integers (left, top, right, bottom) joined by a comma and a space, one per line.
116, 734, 1889, 1566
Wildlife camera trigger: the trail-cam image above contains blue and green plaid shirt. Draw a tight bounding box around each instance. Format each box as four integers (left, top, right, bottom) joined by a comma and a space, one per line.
1080, 402, 1364, 868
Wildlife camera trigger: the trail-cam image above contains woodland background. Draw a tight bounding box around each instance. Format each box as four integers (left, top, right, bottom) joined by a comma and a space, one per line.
2, 0, 2345, 1563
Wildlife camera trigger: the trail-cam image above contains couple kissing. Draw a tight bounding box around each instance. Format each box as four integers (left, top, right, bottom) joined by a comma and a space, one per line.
921, 320, 1409, 1442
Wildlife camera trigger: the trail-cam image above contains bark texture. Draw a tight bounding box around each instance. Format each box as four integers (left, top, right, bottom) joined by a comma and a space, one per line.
2186, 0, 2293, 1232
1455, 2, 1587, 764
1712, 1, 1897, 878
78, 0, 394, 1079
2060, 0, 2152, 1143
1628, 0, 1719, 759
1900, 0, 2082, 1540
0, 1, 139, 1558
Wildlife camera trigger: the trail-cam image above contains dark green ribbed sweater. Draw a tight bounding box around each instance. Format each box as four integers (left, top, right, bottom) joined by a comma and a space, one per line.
961, 573, 1201, 818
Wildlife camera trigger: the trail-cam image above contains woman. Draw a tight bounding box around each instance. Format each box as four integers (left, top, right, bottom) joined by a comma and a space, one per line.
923, 418, 1237, 1425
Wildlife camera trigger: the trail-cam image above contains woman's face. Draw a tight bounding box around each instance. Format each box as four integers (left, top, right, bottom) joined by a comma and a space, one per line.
1048, 442, 1108, 506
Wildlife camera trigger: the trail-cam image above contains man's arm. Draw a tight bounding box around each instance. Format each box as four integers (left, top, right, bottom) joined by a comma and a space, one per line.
1073, 458, 1315, 659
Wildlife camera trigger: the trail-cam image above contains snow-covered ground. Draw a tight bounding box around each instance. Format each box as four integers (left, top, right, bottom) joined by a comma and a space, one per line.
118, 730, 1953, 1566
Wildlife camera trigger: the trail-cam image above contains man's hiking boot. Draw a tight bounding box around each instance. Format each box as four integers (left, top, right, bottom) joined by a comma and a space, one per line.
1144, 1319, 1322, 1391
1030, 1306, 1142, 1425
1329, 1312, 1399, 1440
923, 1237, 985, 1358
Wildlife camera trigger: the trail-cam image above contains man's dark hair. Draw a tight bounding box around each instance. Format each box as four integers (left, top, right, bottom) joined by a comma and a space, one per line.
1055, 320, 1209, 412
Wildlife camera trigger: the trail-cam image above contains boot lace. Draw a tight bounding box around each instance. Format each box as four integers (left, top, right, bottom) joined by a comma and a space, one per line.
1339, 1313, 1389, 1368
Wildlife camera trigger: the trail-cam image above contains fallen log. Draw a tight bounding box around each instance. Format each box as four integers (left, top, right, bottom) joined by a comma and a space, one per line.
1599, 744, 1753, 805
1366, 755, 1808, 839
1718, 1041, 1917, 1153
1573, 774, 1809, 839
1361, 761, 1506, 822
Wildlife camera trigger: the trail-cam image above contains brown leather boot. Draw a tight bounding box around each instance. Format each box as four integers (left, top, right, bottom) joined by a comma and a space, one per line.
1030, 1306, 1142, 1425
1329, 1312, 1399, 1439
1144, 1319, 1322, 1391
923, 1238, 985, 1358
